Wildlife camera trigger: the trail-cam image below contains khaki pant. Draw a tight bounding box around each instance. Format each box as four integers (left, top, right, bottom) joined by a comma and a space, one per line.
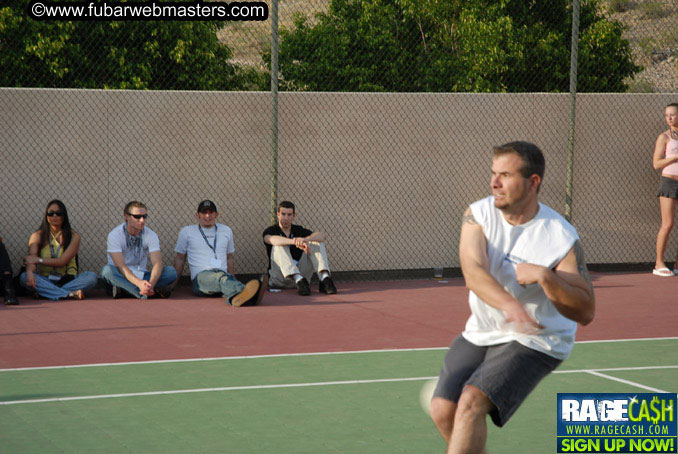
268, 242, 330, 288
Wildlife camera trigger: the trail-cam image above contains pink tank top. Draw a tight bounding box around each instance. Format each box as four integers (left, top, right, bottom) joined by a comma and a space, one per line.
661, 132, 678, 176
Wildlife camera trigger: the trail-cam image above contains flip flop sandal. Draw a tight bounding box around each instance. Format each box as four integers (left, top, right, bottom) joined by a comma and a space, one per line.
652, 267, 674, 277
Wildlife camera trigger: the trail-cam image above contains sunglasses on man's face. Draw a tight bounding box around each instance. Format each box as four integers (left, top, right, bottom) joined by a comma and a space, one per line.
127, 213, 148, 220
47, 211, 64, 217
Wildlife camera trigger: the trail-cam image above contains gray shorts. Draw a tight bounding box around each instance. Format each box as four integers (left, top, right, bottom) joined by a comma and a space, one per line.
433, 335, 561, 427
658, 176, 678, 199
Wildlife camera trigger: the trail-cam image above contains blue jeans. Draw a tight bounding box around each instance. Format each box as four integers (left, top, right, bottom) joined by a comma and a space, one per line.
20, 271, 98, 301
100, 264, 177, 299
192, 269, 244, 302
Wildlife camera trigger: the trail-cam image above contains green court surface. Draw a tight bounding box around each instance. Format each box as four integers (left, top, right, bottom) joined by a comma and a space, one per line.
1, 339, 676, 453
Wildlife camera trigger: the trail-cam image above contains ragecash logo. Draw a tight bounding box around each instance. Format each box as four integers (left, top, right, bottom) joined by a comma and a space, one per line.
557, 393, 677, 453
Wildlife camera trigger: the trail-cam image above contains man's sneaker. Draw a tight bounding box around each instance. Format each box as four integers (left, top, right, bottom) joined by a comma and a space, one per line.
231, 280, 260, 307
246, 273, 268, 306
296, 278, 311, 296
319, 276, 337, 295
111, 286, 122, 299
155, 285, 172, 299
3, 288, 18, 305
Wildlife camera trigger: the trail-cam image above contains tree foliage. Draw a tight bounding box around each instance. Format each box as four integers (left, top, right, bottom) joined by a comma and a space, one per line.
276, 0, 641, 92
0, 0, 266, 90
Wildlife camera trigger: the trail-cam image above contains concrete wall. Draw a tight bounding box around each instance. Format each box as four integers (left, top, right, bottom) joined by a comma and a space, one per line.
1, 89, 675, 277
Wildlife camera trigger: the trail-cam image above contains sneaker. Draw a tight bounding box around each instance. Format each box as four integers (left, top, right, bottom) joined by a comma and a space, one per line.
67, 290, 84, 300
154, 285, 172, 299
296, 278, 311, 296
231, 279, 260, 307
248, 273, 268, 306
319, 276, 337, 295
111, 286, 122, 299
237, 275, 268, 307
3, 288, 18, 305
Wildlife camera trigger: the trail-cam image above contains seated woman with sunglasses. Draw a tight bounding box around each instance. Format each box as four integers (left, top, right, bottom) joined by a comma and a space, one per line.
20, 200, 98, 300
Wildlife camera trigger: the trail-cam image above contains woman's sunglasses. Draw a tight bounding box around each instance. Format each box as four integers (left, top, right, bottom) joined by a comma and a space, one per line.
47, 211, 64, 217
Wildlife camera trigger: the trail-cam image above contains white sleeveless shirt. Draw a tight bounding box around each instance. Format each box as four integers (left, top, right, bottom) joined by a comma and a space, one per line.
462, 196, 579, 360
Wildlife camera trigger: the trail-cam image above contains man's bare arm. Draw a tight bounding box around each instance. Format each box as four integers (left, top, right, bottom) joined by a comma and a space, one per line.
459, 207, 540, 330
515, 240, 595, 325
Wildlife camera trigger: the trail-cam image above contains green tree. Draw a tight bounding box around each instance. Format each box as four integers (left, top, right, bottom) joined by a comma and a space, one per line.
275, 0, 640, 92
0, 0, 267, 90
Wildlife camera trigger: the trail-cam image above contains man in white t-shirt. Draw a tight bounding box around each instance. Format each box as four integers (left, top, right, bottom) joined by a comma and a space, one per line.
172, 200, 265, 307
429, 142, 596, 454
100, 201, 177, 299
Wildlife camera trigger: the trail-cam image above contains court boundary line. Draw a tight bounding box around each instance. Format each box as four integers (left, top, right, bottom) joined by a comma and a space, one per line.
1, 336, 677, 373
0, 376, 435, 406
584, 371, 668, 393
2, 366, 676, 406
555, 365, 678, 373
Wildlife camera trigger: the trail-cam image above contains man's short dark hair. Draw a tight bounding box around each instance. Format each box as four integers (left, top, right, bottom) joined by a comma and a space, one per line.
124, 201, 147, 215
277, 201, 295, 213
492, 141, 545, 181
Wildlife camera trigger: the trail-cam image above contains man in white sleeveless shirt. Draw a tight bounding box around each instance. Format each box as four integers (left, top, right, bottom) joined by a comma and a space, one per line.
430, 142, 595, 454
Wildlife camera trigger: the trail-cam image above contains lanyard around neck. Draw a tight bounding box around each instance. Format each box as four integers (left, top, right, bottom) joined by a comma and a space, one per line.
49, 232, 62, 258
199, 225, 218, 258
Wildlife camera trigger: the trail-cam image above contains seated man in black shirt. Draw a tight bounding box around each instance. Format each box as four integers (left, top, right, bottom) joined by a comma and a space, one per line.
263, 201, 337, 296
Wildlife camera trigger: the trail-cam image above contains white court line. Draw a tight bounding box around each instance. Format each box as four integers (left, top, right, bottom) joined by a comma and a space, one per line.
1, 366, 676, 406
584, 371, 668, 393
575, 337, 678, 344
0, 376, 433, 406
554, 365, 678, 374
0, 347, 444, 372
1, 337, 677, 372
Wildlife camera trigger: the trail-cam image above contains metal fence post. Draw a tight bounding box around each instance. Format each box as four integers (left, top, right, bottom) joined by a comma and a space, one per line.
270, 0, 280, 225
565, 0, 580, 222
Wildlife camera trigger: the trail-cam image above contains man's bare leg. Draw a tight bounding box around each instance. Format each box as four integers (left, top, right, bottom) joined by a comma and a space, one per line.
431, 397, 457, 443
447, 385, 494, 454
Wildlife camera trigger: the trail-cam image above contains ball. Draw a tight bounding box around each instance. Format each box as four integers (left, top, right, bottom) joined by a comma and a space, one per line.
419, 377, 439, 415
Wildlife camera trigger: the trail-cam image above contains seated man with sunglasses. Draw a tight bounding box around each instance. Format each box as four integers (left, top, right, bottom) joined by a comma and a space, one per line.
100, 201, 177, 299
172, 200, 266, 307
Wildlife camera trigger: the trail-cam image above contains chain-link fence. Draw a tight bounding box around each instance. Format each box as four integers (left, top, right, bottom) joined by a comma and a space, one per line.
4, 0, 675, 92
1, 0, 677, 280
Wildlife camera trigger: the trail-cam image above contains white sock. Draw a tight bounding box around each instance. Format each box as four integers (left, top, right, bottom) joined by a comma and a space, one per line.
293, 274, 304, 283
319, 271, 330, 281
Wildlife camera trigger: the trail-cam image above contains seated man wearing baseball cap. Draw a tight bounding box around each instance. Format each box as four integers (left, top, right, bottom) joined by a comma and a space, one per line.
172, 200, 265, 307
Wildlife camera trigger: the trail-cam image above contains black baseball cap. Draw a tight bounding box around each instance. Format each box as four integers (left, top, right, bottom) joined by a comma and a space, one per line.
197, 200, 218, 213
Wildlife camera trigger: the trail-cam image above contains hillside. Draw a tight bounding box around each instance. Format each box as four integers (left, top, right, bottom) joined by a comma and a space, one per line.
220, 0, 677, 93
606, 0, 678, 92
218, 0, 328, 68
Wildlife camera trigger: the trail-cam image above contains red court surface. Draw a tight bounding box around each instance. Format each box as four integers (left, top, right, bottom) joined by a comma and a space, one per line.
0, 272, 675, 369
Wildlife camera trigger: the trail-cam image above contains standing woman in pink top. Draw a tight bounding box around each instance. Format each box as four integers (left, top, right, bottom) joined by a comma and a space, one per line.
653, 103, 678, 276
